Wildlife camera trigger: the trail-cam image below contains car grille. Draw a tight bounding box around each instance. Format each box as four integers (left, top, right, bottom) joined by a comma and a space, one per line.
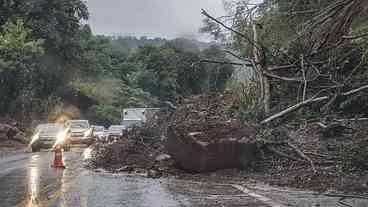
71, 132, 84, 137
39, 136, 56, 141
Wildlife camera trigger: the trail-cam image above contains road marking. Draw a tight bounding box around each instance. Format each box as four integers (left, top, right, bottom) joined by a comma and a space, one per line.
170, 179, 287, 206
232, 184, 287, 207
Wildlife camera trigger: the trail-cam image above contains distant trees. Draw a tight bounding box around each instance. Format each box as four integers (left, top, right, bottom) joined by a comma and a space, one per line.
0, 1, 234, 126
128, 43, 234, 102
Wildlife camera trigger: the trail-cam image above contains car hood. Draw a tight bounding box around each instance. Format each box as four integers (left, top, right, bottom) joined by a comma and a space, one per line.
108, 130, 123, 134
70, 128, 88, 133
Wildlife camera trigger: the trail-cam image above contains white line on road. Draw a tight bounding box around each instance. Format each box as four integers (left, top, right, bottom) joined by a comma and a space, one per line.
232, 184, 287, 207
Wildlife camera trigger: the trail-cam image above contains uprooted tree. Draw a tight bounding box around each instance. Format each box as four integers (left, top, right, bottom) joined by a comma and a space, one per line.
201, 0, 368, 124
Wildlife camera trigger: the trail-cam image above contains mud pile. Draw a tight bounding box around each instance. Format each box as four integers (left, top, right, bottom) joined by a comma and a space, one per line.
88, 111, 177, 177
0, 118, 28, 147
249, 123, 368, 193
167, 93, 258, 173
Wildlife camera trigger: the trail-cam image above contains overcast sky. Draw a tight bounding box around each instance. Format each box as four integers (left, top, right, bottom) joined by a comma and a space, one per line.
85, 0, 225, 40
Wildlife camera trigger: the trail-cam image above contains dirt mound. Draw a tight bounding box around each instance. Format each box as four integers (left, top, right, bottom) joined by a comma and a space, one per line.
249, 122, 368, 193
87, 110, 179, 177
167, 93, 258, 172
0, 121, 28, 145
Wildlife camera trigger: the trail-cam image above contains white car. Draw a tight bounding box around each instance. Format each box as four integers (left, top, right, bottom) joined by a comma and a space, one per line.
30, 123, 71, 152
65, 120, 94, 145
107, 125, 126, 141
91, 125, 106, 141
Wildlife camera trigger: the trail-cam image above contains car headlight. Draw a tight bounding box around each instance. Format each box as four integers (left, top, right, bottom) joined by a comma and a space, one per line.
30, 132, 40, 145
84, 129, 93, 138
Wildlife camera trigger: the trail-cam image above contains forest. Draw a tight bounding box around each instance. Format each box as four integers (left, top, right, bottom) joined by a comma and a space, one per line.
0, 0, 234, 127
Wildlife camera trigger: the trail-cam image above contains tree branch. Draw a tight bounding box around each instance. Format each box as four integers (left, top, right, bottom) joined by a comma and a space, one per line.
342, 32, 368, 40
200, 59, 252, 66
201, 9, 262, 50
261, 84, 368, 124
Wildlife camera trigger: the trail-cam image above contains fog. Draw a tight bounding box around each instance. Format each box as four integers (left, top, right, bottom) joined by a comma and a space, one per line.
86, 0, 225, 40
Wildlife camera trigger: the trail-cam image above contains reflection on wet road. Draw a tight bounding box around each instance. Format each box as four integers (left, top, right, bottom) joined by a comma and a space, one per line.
0, 149, 195, 207
1, 148, 368, 207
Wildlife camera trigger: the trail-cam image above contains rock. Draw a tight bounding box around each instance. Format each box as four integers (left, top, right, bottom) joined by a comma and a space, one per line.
115, 166, 134, 173
155, 154, 171, 162
147, 169, 162, 179
166, 93, 259, 173
0, 124, 12, 134
167, 125, 257, 173
12, 132, 28, 144
0, 124, 24, 143
0, 132, 8, 141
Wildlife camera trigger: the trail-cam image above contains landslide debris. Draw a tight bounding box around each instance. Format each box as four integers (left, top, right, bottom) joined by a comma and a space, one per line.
0, 118, 28, 149
87, 110, 178, 178
248, 122, 368, 193
86, 93, 368, 194
87, 93, 259, 175
167, 93, 258, 172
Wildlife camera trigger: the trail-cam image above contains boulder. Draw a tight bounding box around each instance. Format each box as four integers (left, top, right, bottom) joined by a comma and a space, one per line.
0, 123, 26, 143
166, 123, 257, 173
12, 132, 28, 144
155, 154, 171, 162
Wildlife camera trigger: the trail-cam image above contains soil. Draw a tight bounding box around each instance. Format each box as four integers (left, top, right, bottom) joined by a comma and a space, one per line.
246, 122, 368, 194
0, 118, 28, 151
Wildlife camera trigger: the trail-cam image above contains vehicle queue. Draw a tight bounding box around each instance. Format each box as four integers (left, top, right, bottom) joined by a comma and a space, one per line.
29, 108, 159, 151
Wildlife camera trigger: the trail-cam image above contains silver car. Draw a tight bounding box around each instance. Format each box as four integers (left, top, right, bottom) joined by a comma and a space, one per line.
107, 125, 126, 141
65, 120, 93, 145
30, 123, 71, 152
92, 125, 106, 141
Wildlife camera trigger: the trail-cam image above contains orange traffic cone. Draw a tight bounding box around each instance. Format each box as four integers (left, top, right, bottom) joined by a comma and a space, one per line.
52, 145, 66, 169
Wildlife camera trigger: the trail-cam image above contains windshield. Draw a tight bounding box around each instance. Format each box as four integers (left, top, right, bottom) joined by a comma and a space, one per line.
108, 126, 125, 131
67, 121, 89, 129
93, 126, 104, 131
36, 124, 63, 135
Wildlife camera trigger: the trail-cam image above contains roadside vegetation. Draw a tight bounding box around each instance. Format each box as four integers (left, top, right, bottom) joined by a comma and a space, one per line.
0, 1, 234, 128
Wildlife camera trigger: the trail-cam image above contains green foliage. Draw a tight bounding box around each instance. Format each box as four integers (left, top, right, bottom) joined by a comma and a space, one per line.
226, 81, 263, 121
340, 140, 368, 171
0, 0, 234, 126
129, 43, 234, 102
0, 19, 44, 71
87, 104, 121, 127
0, 19, 45, 115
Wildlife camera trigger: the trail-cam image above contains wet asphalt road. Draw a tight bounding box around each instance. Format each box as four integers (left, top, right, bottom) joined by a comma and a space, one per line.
1, 148, 368, 207
0, 148, 269, 207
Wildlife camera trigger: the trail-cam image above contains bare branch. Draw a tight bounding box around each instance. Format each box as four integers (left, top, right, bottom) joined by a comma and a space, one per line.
261, 84, 368, 124
201, 9, 262, 50
342, 32, 368, 39
200, 59, 251, 66
224, 50, 252, 62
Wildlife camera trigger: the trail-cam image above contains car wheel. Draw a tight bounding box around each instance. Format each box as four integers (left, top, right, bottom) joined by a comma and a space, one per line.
63, 145, 71, 152
31, 146, 40, 152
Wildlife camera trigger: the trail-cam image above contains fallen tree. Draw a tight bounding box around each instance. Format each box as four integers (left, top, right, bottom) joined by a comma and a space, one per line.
201, 0, 368, 124
261, 84, 368, 124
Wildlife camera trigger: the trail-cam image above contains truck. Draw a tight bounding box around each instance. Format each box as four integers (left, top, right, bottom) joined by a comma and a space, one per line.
121, 108, 160, 128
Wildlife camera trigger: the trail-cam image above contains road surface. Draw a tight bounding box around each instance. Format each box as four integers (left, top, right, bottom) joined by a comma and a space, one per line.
0, 148, 367, 207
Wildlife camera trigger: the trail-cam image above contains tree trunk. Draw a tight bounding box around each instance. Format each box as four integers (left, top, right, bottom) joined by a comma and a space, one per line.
252, 23, 270, 115
263, 76, 271, 115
